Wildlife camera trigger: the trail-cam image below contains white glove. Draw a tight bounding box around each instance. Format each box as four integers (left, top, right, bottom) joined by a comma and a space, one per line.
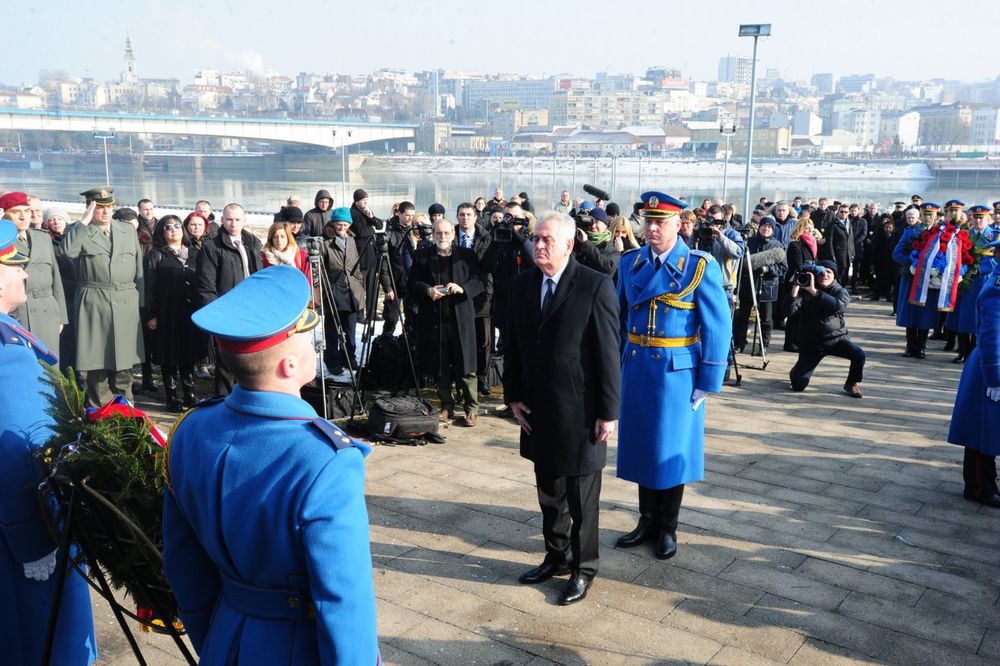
24, 549, 58, 582
987, 386, 1000, 402
692, 389, 709, 411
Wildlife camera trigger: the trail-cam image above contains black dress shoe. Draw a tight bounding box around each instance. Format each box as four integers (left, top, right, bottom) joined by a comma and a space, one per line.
915, 349, 926, 359
518, 560, 570, 585
616, 517, 655, 548
655, 529, 678, 560
558, 574, 593, 605
942, 342, 955, 352
901, 348, 914, 357
963, 492, 1000, 508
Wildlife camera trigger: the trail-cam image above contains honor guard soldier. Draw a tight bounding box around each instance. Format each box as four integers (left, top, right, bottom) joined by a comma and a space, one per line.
893, 201, 941, 358
0, 220, 97, 665
615, 192, 732, 560
162, 265, 380, 664
948, 240, 1000, 507
992, 201, 1000, 234
945, 205, 999, 362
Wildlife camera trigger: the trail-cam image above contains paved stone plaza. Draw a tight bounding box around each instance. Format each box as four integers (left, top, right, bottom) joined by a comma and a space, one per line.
91, 298, 1000, 665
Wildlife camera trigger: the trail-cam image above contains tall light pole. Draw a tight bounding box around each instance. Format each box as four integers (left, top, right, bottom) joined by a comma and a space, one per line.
720, 121, 737, 202
332, 129, 353, 203
738, 23, 771, 226
93, 128, 116, 185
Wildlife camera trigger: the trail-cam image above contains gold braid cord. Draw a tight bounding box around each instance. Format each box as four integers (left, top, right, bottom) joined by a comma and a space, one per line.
161, 407, 200, 493
647, 257, 707, 333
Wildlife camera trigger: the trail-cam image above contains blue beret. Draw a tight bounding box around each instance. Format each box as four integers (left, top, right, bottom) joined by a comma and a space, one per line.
330, 207, 352, 223
192, 266, 319, 353
0, 220, 28, 265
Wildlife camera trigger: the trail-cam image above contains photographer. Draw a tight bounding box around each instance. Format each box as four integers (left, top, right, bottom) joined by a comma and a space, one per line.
572, 207, 622, 277
733, 218, 786, 352
382, 201, 416, 337
482, 205, 534, 356
787, 260, 866, 398
693, 206, 745, 302
320, 208, 366, 376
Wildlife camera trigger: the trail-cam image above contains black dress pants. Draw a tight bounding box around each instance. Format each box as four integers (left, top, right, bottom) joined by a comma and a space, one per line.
789, 339, 866, 390
535, 469, 602, 578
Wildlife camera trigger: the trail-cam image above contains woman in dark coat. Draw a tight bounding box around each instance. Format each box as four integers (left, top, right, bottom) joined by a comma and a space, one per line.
145, 215, 207, 411
184, 211, 214, 379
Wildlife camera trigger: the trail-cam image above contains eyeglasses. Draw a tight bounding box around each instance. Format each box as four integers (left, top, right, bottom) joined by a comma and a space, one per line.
164, 223, 182, 230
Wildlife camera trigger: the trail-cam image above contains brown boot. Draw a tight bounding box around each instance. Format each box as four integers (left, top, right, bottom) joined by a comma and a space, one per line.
843, 382, 863, 399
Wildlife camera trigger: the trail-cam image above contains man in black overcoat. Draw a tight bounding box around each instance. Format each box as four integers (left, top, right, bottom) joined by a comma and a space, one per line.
409, 219, 484, 426
504, 211, 620, 605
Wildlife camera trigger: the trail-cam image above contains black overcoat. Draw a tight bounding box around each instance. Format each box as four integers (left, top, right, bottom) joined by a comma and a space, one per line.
503, 257, 621, 477
194, 230, 263, 306
145, 246, 207, 367
408, 246, 484, 377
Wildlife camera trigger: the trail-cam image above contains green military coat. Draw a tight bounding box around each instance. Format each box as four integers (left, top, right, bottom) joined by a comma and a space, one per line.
57, 221, 144, 371
12, 228, 68, 352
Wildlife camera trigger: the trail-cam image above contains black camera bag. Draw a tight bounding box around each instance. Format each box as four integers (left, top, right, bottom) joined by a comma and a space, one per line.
368, 396, 439, 443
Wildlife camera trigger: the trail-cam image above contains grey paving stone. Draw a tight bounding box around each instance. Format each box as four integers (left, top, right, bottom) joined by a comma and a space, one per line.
837, 591, 986, 652
666, 598, 807, 662
718, 559, 849, 611
793, 557, 926, 607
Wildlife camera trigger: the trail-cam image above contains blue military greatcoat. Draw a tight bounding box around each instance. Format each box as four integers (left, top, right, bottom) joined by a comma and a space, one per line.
616, 242, 732, 489
0, 312, 96, 665
163, 385, 379, 665
949, 260, 1000, 454
893, 224, 941, 329
946, 228, 999, 334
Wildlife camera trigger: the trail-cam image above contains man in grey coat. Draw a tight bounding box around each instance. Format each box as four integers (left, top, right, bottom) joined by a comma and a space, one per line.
57, 187, 144, 407
0, 192, 68, 352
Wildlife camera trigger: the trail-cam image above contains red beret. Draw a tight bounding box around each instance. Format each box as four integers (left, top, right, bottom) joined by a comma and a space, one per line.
0, 191, 30, 211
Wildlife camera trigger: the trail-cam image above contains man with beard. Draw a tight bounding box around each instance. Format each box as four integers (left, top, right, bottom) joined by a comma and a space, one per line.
409, 219, 483, 426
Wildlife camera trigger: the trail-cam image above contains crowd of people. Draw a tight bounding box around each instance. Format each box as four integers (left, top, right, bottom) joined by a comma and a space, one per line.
3, 176, 1000, 663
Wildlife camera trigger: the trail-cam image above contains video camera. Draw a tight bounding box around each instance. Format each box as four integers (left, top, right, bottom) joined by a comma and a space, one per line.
492, 213, 526, 243
794, 262, 827, 286
574, 211, 596, 232
416, 223, 434, 241
303, 236, 325, 256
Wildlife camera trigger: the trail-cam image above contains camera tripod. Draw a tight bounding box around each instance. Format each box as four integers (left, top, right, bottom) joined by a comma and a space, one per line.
733, 247, 770, 373
355, 230, 420, 404
307, 237, 364, 420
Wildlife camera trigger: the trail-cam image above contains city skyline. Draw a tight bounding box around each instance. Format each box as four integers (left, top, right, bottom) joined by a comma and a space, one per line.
5, 0, 998, 86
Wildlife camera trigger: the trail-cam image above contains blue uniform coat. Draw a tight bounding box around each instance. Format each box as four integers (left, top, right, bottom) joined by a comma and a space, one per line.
616, 243, 732, 489
946, 228, 999, 334
893, 225, 941, 329
949, 261, 1000, 454
0, 312, 96, 665
163, 385, 379, 665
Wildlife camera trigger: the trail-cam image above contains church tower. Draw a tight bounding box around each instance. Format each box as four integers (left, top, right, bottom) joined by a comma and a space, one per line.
122, 36, 139, 84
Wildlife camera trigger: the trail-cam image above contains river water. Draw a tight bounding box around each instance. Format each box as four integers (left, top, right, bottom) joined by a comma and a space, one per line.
6, 158, 997, 224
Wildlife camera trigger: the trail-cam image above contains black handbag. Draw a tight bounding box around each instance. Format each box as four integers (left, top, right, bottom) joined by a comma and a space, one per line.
367, 396, 441, 444
758, 277, 779, 303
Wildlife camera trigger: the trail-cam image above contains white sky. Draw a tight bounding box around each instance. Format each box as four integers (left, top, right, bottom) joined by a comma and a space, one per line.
5, 0, 998, 85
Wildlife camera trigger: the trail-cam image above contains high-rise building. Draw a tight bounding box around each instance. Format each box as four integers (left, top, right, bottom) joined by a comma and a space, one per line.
811, 73, 836, 94
461, 78, 557, 112
717, 56, 752, 86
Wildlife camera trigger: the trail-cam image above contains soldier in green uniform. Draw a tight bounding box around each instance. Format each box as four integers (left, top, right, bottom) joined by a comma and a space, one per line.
56, 187, 144, 407
0, 192, 68, 352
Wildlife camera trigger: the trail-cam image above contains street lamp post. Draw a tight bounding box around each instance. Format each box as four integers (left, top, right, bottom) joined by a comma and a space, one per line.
720, 121, 737, 202
737, 23, 771, 226
93, 128, 116, 185
332, 129, 353, 203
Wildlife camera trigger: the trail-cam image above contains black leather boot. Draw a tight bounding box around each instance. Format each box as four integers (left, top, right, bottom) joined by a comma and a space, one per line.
616, 486, 658, 548
901, 327, 915, 357
142, 361, 158, 392
914, 329, 928, 359
655, 485, 685, 560
942, 330, 956, 352
180, 370, 196, 408
163, 369, 182, 413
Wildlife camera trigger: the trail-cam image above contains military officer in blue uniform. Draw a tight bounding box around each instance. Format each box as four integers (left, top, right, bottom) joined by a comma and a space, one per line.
945, 205, 999, 362
162, 265, 380, 664
948, 240, 1000, 507
893, 202, 941, 358
0, 220, 97, 665
615, 192, 732, 560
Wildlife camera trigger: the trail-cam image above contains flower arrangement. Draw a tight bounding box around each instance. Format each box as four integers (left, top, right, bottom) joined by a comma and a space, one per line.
908, 222, 974, 289
36, 366, 181, 630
